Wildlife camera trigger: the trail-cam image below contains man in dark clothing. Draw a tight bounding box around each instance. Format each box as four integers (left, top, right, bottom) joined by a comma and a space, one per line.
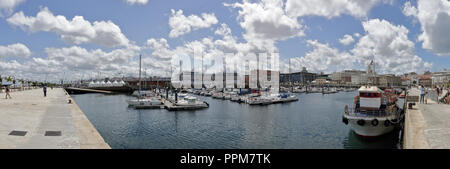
5, 86, 12, 99
43, 86, 47, 97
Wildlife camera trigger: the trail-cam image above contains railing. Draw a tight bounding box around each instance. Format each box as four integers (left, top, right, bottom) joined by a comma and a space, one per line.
344, 106, 398, 118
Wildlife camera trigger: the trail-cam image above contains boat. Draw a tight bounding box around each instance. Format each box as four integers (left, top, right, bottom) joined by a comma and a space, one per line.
278, 93, 299, 103
308, 87, 322, 93
293, 87, 306, 93
230, 94, 241, 102
204, 91, 212, 97
247, 95, 273, 105
342, 61, 401, 137
212, 92, 224, 99
127, 96, 163, 109
175, 96, 209, 109
323, 87, 338, 94
127, 54, 163, 109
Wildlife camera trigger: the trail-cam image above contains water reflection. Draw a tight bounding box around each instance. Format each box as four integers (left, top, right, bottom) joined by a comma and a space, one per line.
343, 130, 399, 149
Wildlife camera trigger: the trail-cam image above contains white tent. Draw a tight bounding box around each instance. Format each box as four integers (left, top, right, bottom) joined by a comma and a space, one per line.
112, 80, 120, 86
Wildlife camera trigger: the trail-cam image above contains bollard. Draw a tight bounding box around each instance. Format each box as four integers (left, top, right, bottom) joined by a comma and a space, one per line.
68, 99, 72, 104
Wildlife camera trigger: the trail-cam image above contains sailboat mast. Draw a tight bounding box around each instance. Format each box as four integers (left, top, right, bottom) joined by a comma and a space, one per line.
138, 54, 142, 99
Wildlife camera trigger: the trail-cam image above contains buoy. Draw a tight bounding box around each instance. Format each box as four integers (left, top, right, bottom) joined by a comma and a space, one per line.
371, 119, 379, 126
384, 120, 391, 127
357, 120, 365, 126
342, 117, 348, 125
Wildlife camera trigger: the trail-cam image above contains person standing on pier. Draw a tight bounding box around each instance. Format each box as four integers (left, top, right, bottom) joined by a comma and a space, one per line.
43, 86, 47, 97
436, 86, 441, 104
5, 86, 12, 99
420, 85, 425, 104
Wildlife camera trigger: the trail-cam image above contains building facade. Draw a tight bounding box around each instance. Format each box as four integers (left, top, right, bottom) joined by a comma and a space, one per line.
280, 67, 317, 85
432, 69, 450, 86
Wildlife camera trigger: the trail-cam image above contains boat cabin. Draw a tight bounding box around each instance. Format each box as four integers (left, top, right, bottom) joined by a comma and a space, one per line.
358, 86, 383, 111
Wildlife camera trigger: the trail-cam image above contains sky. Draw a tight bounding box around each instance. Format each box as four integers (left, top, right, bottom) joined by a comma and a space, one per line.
0, 0, 449, 82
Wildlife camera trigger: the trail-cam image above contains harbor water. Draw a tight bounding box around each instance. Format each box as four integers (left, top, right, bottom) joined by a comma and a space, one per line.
71, 91, 400, 149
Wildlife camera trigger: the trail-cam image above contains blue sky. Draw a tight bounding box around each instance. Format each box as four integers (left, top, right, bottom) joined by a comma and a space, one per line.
0, 0, 449, 81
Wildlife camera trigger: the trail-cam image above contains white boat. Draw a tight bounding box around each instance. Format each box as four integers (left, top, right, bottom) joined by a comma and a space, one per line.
293, 87, 306, 93
247, 95, 273, 105
308, 87, 322, 93
342, 85, 401, 137
212, 92, 224, 99
127, 54, 162, 109
175, 96, 209, 108
230, 95, 241, 102
323, 87, 338, 94
127, 97, 163, 109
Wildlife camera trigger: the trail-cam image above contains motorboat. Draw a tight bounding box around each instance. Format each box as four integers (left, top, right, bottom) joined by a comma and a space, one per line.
175, 96, 209, 109
128, 96, 163, 109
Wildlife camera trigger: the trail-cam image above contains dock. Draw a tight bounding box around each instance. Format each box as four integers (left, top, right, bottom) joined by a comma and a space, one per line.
403, 88, 450, 149
0, 88, 110, 149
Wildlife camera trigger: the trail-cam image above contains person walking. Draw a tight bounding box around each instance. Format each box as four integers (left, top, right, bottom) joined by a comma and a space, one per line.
43, 86, 47, 97
436, 86, 441, 104
5, 86, 12, 99
420, 85, 425, 104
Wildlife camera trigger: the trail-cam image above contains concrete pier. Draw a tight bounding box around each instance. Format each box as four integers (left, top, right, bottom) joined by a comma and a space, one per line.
404, 88, 450, 149
0, 88, 110, 149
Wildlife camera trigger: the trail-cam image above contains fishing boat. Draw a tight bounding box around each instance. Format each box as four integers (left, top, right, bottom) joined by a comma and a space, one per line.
342, 61, 401, 137
342, 86, 401, 137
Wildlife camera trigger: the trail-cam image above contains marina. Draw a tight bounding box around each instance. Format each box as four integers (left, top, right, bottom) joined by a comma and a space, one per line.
0, 0, 449, 152
71, 90, 400, 149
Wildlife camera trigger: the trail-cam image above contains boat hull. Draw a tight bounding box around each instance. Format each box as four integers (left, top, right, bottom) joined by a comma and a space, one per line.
346, 118, 395, 137
128, 99, 163, 109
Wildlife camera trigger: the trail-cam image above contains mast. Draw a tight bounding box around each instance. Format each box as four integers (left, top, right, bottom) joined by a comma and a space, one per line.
138, 54, 142, 100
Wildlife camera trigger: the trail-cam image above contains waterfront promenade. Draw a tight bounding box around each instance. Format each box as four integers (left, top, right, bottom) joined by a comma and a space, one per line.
404, 88, 450, 149
0, 88, 110, 149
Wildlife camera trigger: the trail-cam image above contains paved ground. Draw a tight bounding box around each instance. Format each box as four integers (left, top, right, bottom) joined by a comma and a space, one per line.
0, 88, 110, 149
404, 87, 450, 149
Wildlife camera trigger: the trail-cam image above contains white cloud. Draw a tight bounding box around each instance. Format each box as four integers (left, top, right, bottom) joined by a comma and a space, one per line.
403, 0, 450, 56
402, 1, 418, 17
0, 43, 31, 59
0, 0, 25, 16
226, 0, 304, 43
352, 19, 432, 74
289, 40, 355, 73
339, 34, 355, 46
285, 0, 390, 19
125, 0, 148, 5
7, 7, 130, 47
45, 46, 139, 71
168, 9, 218, 38
214, 23, 232, 37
